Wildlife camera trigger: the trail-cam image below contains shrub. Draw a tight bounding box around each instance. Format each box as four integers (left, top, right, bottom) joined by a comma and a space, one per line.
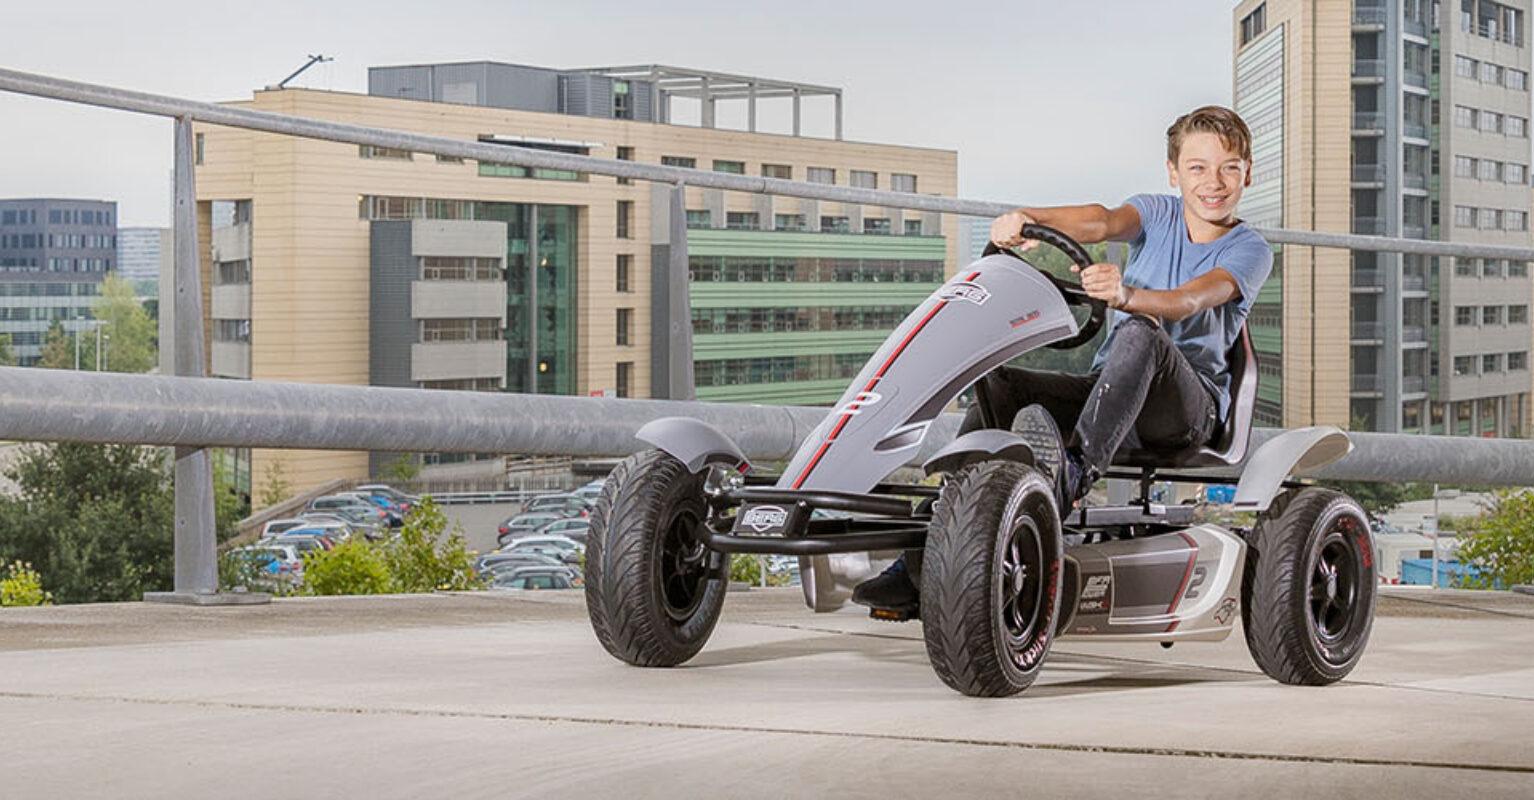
1455, 490, 1534, 589
302, 539, 392, 596
1, 561, 53, 607
296, 498, 481, 596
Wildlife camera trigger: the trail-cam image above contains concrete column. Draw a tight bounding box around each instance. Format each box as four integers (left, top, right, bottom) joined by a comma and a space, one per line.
527, 205, 539, 393
747, 83, 757, 133
663, 185, 695, 399
792, 89, 801, 136
835, 91, 843, 140
146, 118, 265, 606
700, 76, 714, 129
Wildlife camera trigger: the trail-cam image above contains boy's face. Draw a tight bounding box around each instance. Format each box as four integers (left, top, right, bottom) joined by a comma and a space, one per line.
1166, 131, 1251, 224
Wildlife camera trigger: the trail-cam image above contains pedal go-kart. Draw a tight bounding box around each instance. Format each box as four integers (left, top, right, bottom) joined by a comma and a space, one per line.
584, 224, 1377, 697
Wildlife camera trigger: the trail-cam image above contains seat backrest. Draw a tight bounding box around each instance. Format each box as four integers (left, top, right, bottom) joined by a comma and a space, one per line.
1199, 324, 1257, 465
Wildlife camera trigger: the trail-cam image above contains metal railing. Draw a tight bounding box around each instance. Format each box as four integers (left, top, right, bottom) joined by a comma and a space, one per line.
1353, 7, 1388, 26
1352, 322, 1386, 341
1353, 59, 1387, 79
1352, 164, 1385, 184
1354, 111, 1385, 131
7, 66, 1534, 601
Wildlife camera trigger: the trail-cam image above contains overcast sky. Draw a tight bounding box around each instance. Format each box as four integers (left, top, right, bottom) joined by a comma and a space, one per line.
0, 0, 1237, 228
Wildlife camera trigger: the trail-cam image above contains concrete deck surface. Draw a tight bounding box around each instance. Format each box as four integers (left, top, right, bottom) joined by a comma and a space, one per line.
1, 587, 1531, 799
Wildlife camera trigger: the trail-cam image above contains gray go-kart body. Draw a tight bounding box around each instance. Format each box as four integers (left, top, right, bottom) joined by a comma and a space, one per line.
638, 251, 1353, 643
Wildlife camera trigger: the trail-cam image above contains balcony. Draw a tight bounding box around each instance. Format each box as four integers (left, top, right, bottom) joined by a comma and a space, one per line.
1353, 59, 1386, 80
1404, 70, 1428, 89
1352, 164, 1385, 185
1352, 268, 1385, 289
1404, 17, 1428, 38
1353, 217, 1385, 235
1403, 171, 1428, 190
410, 341, 507, 383
1403, 123, 1429, 141
1351, 373, 1383, 393
1352, 321, 1385, 341
1403, 325, 1427, 343
1353, 111, 1385, 132
1403, 376, 1427, 394
1402, 224, 1427, 239
1352, 6, 1387, 28
1402, 273, 1428, 292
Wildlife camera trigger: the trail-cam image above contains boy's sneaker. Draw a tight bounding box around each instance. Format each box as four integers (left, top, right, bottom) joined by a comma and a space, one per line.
851, 556, 919, 621
1010, 404, 1092, 508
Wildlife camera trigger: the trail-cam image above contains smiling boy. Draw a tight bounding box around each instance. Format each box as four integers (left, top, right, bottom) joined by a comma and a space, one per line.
853, 105, 1274, 615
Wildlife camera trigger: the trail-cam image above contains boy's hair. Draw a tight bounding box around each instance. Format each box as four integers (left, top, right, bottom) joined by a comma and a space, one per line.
1166, 106, 1253, 164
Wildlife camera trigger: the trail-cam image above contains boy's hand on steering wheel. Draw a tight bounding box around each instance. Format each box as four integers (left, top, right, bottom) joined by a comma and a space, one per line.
990, 209, 1040, 252
1070, 263, 1132, 310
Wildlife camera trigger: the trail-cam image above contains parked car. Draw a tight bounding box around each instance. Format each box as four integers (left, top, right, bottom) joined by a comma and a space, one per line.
259, 518, 309, 539
572, 481, 605, 502
506, 535, 584, 564
534, 517, 591, 544
490, 565, 581, 590
228, 543, 304, 588
497, 512, 563, 546
354, 484, 419, 513
302, 509, 384, 536
521, 493, 592, 519
271, 531, 336, 555
282, 520, 355, 543
474, 551, 564, 577
308, 496, 397, 528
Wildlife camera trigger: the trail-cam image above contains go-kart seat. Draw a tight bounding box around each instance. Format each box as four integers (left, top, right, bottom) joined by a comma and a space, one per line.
1110, 324, 1257, 470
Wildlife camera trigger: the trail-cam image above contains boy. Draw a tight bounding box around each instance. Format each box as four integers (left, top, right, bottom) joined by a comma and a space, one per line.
854, 105, 1275, 615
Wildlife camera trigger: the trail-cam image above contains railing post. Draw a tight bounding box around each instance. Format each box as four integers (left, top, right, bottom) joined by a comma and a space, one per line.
145, 117, 267, 606
650, 183, 695, 400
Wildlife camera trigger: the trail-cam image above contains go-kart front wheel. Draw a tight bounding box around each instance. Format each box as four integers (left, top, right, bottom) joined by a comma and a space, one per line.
921, 461, 1065, 697
585, 449, 728, 667
1242, 487, 1376, 685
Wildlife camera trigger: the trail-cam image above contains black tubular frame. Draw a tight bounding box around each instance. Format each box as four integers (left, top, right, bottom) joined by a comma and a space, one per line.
697, 484, 931, 555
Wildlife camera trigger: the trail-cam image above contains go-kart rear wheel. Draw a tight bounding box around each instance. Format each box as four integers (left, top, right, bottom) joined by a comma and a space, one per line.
920, 461, 1064, 697
1242, 488, 1376, 685
585, 449, 728, 667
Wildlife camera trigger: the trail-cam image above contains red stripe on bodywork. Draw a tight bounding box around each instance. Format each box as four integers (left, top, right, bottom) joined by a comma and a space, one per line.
1164, 531, 1200, 633
789, 271, 983, 490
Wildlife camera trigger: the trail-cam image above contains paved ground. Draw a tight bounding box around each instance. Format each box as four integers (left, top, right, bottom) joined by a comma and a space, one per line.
1, 587, 1531, 799
440, 501, 523, 553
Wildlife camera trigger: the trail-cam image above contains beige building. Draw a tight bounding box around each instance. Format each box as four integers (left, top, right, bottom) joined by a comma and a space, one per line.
1234, 0, 1533, 436
193, 63, 959, 497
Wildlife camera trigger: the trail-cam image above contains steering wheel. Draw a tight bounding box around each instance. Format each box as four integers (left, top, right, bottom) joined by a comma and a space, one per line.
981, 223, 1108, 350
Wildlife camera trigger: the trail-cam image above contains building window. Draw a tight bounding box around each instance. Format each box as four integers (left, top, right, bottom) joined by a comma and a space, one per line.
726, 212, 760, 230
1485, 259, 1504, 277
1454, 105, 1476, 128
612, 80, 631, 119
1239, 3, 1266, 46
616, 308, 633, 346
807, 167, 836, 185
1510, 305, 1529, 324
1506, 163, 1527, 184
713, 160, 745, 174
661, 155, 696, 168
891, 173, 918, 193
615, 146, 634, 185
761, 164, 792, 179
1455, 305, 1476, 326
820, 216, 850, 233
214, 319, 251, 343
850, 170, 877, 189
862, 218, 892, 235
421, 256, 502, 281
1507, 210, 1528, 231
1454, 355, 1477, 375
1510, 69, 1529, 90
436, 154, 465, 164
615, 362, 633, 398
1455, 155, 1476, 177
360, 145, 413, 160
1480, 110, 1504, 133
195, 132, 205, 165
685, 209, 712, 228
215, 260, 251, 285
616, 200, 633, 239
1479, 208, 1502, 230
1484, 353, 1503, 372
1456, 55, 1478, 78
421, 318, 502, 342
1481, 62, 1504, 84
1510, 351, 1529, 370
774, 213, 807, 231
904, 219, 924, 235
1454, 205, 1475, 227
478, 161, 583, 181
1512, 261, 1530, 277
1509, 116, 1528, 138
1485, 306, 1504, 325
1479, 159, 1502, 180
616, 254, 632, 293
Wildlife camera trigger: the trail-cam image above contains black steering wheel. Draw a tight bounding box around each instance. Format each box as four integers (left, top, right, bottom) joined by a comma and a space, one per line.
981, 223, 1108, 350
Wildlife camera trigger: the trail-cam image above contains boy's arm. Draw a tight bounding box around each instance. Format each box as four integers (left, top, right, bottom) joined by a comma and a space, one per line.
1075, 265, 1242, 322
990, 204, 1142, 250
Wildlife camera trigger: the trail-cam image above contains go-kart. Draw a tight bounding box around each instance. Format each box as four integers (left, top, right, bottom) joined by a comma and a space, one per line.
584, 224, 1377, 697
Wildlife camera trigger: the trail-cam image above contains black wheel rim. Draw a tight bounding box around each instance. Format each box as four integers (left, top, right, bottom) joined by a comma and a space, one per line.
1001, 515, 1045, 649
660, 507, 710, 621
1308, 524, 1361, 644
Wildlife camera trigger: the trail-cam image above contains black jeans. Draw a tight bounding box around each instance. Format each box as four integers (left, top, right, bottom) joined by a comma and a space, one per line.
958, 315, 1219, 477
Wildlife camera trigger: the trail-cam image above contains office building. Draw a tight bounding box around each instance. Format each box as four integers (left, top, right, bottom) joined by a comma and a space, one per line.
0, 198, 116, 365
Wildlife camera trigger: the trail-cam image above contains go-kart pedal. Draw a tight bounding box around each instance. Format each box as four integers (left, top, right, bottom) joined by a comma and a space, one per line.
851, 558, 920, 622
868, 605, 919, 622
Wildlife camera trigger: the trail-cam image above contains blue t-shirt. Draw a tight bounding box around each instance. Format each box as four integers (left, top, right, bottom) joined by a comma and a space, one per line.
1089, 193, 1273, 419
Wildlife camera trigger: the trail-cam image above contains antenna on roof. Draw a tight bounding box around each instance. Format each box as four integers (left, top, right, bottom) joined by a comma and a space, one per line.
273, 54, 335, 90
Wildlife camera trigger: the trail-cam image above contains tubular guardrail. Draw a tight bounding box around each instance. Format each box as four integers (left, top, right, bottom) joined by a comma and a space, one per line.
5, 65, 1534, 600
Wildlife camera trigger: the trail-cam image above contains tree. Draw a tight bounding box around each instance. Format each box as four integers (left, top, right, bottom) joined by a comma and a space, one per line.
381, 454, 421, 487
257, 457, 292, 509
0, 333, 15, 367
0, 443, 176, 603
38, 321, 73, 369
79, 274, 157, 373
1455, 490, 1534, 588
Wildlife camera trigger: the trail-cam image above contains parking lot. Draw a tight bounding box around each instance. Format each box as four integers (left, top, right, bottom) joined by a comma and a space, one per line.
1, 587, 1531, 798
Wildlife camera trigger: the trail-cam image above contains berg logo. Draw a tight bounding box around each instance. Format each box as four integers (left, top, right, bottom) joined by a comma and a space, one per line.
741, 505, 788, 533
1010, 310, 1041, 328
939, 281, 991, 306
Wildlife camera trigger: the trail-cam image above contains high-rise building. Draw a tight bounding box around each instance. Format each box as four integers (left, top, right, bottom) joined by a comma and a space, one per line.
0, 199, 116, 365
1233, 0, 1532, 436
194, 62, 958, 494
116, 227, 171, 285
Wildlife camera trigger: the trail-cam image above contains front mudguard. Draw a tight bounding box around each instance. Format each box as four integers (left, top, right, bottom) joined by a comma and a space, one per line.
634, 417, 750, 474
1233, 426, 1352, 512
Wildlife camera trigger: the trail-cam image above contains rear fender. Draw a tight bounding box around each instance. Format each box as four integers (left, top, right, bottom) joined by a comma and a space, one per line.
635, 417, 750, 475
1232, 426, 1352, 512
921, 429, 1038, 476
